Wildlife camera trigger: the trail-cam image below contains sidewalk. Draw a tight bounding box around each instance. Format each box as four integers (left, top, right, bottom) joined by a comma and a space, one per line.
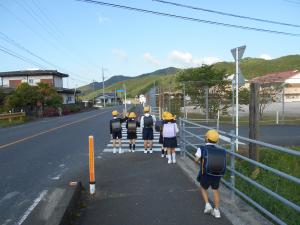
77, 152, 233, 225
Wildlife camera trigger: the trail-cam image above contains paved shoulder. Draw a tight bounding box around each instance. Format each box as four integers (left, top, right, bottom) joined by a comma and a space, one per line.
78, 153, 232, 225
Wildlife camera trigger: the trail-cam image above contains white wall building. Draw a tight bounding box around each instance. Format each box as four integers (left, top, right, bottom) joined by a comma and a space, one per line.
0, 70, 80, 104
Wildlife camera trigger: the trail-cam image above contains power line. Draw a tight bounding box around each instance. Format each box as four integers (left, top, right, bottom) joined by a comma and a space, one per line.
153, 0, 300, 28
0, 32, 92, 83
74, 0, 300, 36
0, 45, 47, 69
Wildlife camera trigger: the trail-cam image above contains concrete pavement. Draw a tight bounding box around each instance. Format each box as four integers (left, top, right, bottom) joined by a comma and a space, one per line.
77, 152, 233, 225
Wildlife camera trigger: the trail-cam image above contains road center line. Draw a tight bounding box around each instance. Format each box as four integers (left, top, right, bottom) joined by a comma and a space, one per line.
0, 111, 107, 150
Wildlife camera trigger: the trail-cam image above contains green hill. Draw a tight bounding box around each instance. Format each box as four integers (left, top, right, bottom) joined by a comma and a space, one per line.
80, 55, 300, 100
213, 55, 300, 79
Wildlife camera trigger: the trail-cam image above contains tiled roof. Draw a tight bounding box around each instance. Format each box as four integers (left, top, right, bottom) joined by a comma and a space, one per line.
0, 70, 69, 78
251, 70, 299, 83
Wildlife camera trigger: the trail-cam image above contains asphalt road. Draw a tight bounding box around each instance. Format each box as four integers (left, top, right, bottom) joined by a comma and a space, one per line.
0, 106, 298, 225
0, 108, 118, 225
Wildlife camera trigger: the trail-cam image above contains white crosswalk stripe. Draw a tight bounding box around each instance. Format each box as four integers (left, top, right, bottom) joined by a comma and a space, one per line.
104, 123, 180, 153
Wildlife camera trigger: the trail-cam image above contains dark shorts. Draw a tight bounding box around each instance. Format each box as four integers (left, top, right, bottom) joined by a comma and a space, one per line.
163, 137, 177, 148
142, 127, 153, 140
127, 132, 137, 140
112, 131, 122, 139
197, 172, 221, 190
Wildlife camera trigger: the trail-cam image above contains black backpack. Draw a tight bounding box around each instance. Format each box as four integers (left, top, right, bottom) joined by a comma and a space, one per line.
201, 145, 226, 176
111, 119, 121, 132
127, 121, 137, 133
155, 120, 163, 132
143, 115, 153, 128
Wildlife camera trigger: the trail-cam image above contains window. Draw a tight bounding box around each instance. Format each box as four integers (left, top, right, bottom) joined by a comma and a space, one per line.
67, 96, 73, 102
28, 79, 34, 84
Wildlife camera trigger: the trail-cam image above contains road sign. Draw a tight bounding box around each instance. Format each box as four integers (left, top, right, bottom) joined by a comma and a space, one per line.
116, 89, 124, 93
231, 45, 246, 61
232, 69, 246, 86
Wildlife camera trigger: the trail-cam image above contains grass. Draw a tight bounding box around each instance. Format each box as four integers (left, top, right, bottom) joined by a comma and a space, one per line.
223, 146, 300, 225
0, 118, 26, 127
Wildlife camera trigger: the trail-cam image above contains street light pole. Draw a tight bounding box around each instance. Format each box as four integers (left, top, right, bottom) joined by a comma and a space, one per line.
102, 67, 105, 108
123, 83, 127, 113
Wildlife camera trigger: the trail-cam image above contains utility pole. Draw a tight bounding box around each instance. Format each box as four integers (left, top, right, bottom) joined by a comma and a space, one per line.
282, 84, 285, 123
102, 67, 105, 108
205, 86, 209, 122
168, 82, 171, 111
123, 83, 127, 113
183, 83, 186, 118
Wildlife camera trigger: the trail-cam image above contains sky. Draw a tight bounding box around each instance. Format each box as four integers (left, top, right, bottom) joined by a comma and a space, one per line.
0, 0, 299, 88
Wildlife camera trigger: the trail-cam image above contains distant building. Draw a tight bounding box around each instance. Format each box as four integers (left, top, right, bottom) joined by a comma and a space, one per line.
0, 70, 80, 104
251, 70, 300, 102
95, 92, 121, 105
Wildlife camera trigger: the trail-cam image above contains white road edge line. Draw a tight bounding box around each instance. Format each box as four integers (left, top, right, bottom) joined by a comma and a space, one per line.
17, 190, 48, 225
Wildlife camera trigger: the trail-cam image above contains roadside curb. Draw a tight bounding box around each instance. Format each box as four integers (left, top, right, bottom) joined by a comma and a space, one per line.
23, 181, 82, 225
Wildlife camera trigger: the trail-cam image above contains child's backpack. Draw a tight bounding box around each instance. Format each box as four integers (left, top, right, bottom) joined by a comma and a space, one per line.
143, 115, 153, 128
111, 120, 121, 132
201, 145, 226, 176
127, 121, 137, 133
162, 123, 176, 138
154, 120, 163, 132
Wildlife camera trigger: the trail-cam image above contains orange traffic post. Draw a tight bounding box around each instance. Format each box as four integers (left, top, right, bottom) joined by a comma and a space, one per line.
89, 135, 95, 194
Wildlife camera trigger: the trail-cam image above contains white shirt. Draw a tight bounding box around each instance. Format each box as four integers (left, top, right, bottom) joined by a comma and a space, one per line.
195, 143, 215, 158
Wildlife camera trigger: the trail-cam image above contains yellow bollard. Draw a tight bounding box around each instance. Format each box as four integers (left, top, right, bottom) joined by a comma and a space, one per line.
89, 135, 95, 194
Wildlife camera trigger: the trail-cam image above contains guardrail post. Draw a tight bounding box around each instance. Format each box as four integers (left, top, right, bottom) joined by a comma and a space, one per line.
183, 118, 186, 158
230, 130, 235, 200
179, 118, 183, 157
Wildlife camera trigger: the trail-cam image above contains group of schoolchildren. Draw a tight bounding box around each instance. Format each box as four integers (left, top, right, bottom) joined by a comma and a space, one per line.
109, 107, 227, 219
109, 106, 179, 164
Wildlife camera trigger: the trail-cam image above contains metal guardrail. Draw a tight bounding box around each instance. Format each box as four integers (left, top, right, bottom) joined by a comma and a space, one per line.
0, 112, 26, 121
179, 117, 300, 225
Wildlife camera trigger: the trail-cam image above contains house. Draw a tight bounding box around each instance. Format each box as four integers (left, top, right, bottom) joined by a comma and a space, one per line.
251, 70, 300, 102
0, 70, 80, 104
95, 92, 121, 105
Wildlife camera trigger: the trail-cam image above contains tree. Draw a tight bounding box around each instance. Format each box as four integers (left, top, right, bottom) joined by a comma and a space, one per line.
176, 65, 231, 117
5, 83, 39, 114
5, 83, 62, 116
258, 83, 283, 119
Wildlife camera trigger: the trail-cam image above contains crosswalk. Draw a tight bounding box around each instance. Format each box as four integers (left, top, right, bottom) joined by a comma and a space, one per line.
103, 123, 180, 153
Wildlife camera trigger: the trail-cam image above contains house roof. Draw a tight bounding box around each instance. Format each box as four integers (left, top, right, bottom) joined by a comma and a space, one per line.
251, 70, 299, 84
0, 70, 69, 78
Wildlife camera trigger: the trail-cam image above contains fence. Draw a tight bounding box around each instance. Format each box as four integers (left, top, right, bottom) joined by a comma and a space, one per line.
179, 117, 300, 225
0, 112, 26, 122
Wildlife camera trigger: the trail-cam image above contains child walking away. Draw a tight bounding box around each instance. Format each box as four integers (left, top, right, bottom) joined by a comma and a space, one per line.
126, 112, 139, 152
195, 130, 226, 218
140, 106, 156, 154
109, 110, 127, 154
162, 112, 179, 164
155, 111, 169, 158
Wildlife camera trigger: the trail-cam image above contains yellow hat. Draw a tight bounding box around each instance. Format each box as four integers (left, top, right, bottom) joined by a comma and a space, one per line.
112, 110, 118, 116
128, 112, 136, 118
144, 106, 150, 113
162, 111, 169, 120
205, 129, 219, 143
164, 112, 174, 120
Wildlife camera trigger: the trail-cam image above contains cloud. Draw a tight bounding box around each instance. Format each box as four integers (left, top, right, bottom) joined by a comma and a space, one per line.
112, 48, 128, 61
98, 15, 109, 24
259, 54, 272, 60
169, 50, 221, 67
142, 53, 161, 66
